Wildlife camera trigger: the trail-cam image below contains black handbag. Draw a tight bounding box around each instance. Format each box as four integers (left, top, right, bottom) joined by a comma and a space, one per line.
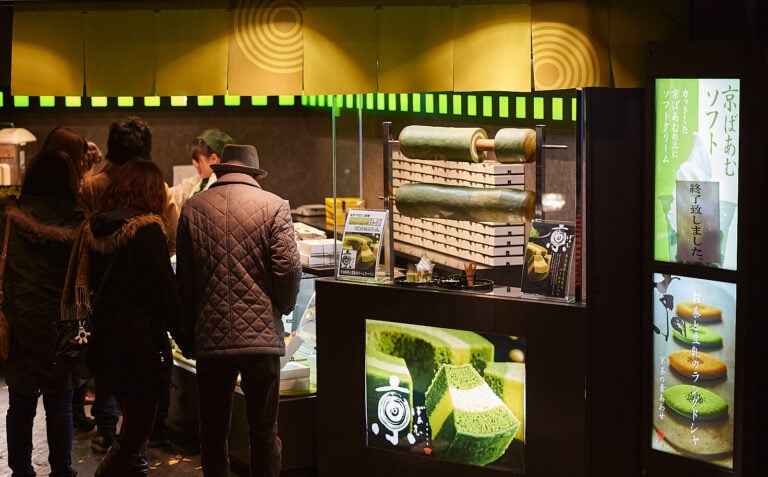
55, 251, 118, 366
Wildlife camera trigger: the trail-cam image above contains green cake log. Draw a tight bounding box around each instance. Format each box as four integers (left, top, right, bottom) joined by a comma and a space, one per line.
399, 125, 488, 163
395, 183, 535, 224
493, 128, 537, 163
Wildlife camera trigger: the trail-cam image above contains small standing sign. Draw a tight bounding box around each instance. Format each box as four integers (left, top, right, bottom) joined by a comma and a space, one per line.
520, 220, 576, 302
337, 209, 388, 281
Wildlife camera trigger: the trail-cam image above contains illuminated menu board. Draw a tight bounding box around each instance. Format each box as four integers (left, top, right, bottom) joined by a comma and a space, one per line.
651, 274, 735, 469
654, 78, 740, 270
365, 319, 526, 472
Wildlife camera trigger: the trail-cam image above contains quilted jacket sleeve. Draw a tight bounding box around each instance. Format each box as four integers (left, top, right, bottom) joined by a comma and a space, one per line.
269, 200, 302, 317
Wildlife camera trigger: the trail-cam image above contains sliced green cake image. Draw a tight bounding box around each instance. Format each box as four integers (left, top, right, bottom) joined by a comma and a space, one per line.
484, 362, 525, 442
366, 320, 494, 394
425, 363, 520, 466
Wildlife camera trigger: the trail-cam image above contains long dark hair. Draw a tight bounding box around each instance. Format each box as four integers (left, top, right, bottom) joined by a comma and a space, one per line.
99, 160, 166, 217
21, 148, 80, 203
39, 126, 88, 188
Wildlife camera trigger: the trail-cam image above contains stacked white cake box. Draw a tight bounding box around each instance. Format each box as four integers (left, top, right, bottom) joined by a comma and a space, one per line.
298, 238, 341, 268
392, 150, 528, 269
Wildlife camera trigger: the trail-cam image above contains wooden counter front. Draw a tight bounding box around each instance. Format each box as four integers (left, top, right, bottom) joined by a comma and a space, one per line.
315, 278, 588, 477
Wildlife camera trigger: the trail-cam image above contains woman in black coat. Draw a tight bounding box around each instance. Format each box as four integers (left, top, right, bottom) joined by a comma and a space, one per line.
63, 159, 189, 476
3, 139, 87, 477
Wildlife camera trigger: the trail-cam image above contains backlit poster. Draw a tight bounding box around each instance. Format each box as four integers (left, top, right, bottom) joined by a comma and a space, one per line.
651, 274, 735, 469
365, 320, 526, 472
653, 78, 739, 270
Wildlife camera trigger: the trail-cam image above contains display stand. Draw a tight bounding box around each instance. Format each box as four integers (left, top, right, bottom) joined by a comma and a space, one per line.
316, 88, 647, 477
380, 121, 567, 287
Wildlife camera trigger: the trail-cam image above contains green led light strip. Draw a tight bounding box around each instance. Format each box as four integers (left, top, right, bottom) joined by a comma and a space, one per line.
1, 92, 575, 123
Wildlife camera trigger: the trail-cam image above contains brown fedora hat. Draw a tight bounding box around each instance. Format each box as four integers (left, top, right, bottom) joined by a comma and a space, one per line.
210, 144, 268, 179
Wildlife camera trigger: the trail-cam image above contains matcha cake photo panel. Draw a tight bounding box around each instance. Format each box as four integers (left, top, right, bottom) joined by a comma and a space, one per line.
651, 275, 736, 468
365, 319, 526, 471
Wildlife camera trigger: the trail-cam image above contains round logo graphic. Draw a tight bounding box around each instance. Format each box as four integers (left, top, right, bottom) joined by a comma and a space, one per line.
532, 22, 600, 90
234, 0, 303, 73
377, 391, 411, 433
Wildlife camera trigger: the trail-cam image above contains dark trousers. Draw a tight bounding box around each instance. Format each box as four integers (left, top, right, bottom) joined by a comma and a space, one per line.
92, 378, 120, 439
5, 388, 76, 477
196, 355, 282, 477
115, 394, 160, 454
71, 380, 90, 424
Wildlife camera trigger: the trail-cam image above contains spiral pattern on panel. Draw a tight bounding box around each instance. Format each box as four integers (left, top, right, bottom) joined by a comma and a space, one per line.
234, 0, 303, 73
532, 22, 599, 90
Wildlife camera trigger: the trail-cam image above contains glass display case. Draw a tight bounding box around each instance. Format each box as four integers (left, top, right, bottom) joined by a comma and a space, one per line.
315, 87, 648, 477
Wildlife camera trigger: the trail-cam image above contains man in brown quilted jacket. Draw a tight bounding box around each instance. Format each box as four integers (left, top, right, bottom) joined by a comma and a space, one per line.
175, 143, 302, 477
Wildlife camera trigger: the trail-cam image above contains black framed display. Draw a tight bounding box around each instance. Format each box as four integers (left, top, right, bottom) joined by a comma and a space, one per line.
643, 40, 768, 477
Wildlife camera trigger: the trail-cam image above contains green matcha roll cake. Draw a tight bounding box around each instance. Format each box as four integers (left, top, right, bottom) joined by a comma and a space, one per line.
425, 364, 520, 466
484, 362, 525, 441
366, 320, 494, 394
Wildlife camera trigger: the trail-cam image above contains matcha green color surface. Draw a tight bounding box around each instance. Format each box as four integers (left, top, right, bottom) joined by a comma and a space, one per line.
399, 125, 488, 163
395, 183, 535, 224
672, 322, 723, 348
663, 384, 728, 421
366, 320, 494, 394
425, 364, 519, 466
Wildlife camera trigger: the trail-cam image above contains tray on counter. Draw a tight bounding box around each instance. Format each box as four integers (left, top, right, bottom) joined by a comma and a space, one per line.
393, 275, 494, 292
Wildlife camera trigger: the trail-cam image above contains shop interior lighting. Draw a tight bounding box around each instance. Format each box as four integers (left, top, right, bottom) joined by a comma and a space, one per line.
516, 96, 526, 118
399, 93, 408, 112
452, 94, 462, 115
552, 97, 563, 120
425, 94, 434, 113
412, 93, 421, 113
438, 94, 448, 114
572, 97, 578, 121
533, 96, 544, 119
483, 96, 493, 117
541, 193, 567, 212
499, 96, 510, 118
0, 127, 36, 145
1, 90, 575, 124
224, 95, 241, 106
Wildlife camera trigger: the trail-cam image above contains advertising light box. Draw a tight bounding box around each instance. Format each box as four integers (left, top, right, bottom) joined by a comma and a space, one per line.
651, 274, 736, 469
653, 78, 740, 270
365, 319, 526, 472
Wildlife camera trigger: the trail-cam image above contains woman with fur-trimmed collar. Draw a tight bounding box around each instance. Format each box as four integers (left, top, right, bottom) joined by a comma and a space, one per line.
3, 145, 87, 477
63, 160, 190, 476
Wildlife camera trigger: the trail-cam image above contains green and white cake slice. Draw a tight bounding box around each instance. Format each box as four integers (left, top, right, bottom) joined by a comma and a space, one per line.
367, 320, 494, 394
484, 362, 525, 442
426, 363, 520, 466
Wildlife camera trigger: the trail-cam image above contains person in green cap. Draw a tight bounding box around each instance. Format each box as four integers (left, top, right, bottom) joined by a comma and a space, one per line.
171, 128, 234, 207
